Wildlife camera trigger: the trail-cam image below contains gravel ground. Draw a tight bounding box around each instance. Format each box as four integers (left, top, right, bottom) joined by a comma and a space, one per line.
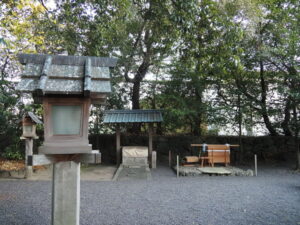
0, 165, 299, 225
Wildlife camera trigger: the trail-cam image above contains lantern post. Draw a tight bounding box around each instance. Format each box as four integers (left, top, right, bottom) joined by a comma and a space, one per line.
20, 112, 42, 178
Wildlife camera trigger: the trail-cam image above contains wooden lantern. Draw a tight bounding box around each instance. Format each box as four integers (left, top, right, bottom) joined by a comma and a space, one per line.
16, 54, 117, 154
16, 54, 117, 225
21, 112, 42, 139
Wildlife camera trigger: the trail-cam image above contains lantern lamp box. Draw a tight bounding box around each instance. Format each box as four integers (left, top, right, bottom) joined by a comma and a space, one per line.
17, 54, 117, 154
21, 112, 42, 139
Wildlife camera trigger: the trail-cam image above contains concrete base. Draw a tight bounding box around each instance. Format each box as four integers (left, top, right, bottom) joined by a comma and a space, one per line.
113, 164, 151, 181
152, 151, 157, 169
122, 157, 148, 167
52, 161, 80, 225
39, 144, 92, 154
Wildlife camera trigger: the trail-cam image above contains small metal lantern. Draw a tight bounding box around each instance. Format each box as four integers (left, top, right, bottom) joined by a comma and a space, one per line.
21, 112, 42, 139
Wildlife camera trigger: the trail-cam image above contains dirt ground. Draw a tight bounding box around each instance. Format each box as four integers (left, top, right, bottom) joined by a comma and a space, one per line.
0, 164, 118, 181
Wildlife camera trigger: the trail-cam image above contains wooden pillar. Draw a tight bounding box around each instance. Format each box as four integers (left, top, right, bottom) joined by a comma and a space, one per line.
254, 154, 257, 176
52, 161, 80, 225
25, 138, 33, 178
177, 155, 179, 178
148, 123, 153, 168
116, 125, 121, 166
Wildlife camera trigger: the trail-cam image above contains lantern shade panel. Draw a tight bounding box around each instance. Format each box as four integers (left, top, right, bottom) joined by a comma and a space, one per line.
52, 105, 82, 135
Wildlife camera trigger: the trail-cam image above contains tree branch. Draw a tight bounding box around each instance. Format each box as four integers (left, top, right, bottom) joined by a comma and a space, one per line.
38, 0, 49, 12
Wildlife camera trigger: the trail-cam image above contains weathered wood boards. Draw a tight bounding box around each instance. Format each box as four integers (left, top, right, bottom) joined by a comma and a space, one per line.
116, 126, 121, 166
206, 145, 230, 166
148, 123, 153, 167
190, 144, 240, 167
183, 156, 200, 163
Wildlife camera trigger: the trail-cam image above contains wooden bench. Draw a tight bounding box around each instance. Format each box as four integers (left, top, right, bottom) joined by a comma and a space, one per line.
182, 156, 200, 166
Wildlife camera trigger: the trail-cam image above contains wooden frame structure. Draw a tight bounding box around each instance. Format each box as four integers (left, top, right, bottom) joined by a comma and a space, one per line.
188, 144, 239, 167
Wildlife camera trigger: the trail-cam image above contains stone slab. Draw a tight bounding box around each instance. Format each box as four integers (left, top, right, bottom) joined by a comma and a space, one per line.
198, 167, 232, 175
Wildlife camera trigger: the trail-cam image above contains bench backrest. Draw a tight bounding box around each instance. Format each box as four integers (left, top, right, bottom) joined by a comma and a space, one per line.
207, 145, 230, 151
206, 145, 230, 164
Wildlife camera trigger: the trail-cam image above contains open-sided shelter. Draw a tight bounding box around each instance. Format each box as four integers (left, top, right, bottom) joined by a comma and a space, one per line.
103, 109, 163, 167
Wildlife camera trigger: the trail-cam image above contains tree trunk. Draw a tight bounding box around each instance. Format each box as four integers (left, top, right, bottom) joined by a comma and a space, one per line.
132, 80, 141, 110
259, 57, 278, 136
130, 56, 150, 134
156, 123, 163, 135
192, 116, 201, 136
257, 23, 278, 136
281, 98, 292, 136
130, 80, 142, 134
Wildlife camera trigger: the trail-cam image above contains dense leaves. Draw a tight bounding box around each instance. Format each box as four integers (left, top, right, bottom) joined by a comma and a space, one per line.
0, 0, 299, 164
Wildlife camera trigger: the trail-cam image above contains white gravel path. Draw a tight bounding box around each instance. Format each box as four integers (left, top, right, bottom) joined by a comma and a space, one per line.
0, 165, 299, 225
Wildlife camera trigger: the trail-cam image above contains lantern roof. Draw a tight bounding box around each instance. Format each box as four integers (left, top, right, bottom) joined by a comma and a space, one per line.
19, 112, 43, 125
16, 54, 117, 104
25, 112, 43, 124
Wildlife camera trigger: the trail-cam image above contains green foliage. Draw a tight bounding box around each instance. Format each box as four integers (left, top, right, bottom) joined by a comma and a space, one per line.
0, 0, 299, 142
0, 0, 47, 158
2, 144, 23, 160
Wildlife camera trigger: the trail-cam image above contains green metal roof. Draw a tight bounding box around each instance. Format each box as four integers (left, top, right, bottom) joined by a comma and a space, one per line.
103, 110, 163, 123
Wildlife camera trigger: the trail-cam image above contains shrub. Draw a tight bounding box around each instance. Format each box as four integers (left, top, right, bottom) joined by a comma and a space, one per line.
2, 144, 23, 160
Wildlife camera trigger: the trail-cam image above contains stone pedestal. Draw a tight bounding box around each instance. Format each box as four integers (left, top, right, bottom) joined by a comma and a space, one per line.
25, 138, 33, 178
152, 151, 157, 169
52, 161, 80, 225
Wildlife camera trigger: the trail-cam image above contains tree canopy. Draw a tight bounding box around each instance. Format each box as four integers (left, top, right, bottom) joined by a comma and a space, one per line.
0, 0, 299, 164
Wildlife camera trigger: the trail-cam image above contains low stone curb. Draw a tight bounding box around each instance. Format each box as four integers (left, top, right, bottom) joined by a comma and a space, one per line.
175, 166, 254, 177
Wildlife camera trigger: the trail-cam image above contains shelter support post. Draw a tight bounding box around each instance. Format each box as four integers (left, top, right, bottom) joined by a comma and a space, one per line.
116, 125, 121, 166
148, 123, 153, 168
254, 154, 257, 176
169, 150, 172, 168
52, 161, 80, 225
25, 138, 33, 178
177, 155, 179, 178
